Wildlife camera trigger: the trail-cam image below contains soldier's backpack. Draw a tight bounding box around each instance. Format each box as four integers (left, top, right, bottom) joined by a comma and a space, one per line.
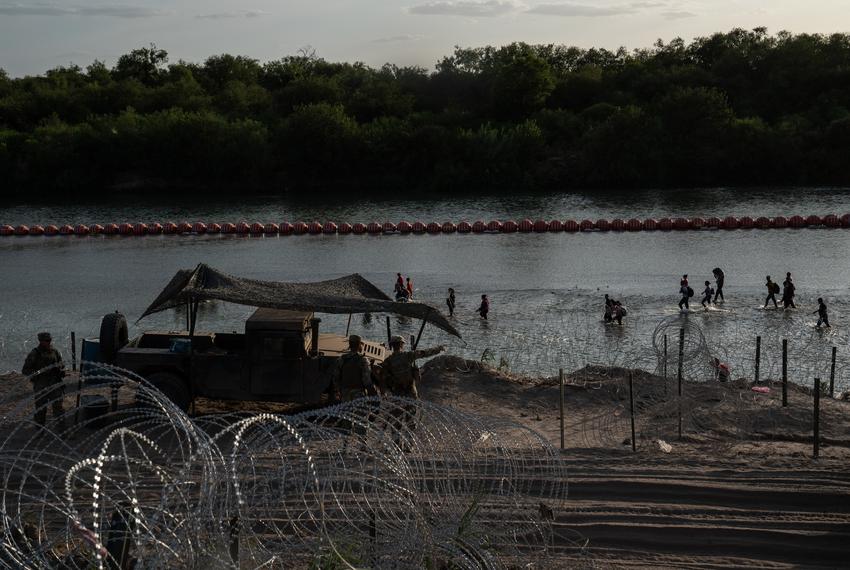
772, 282, 780, 294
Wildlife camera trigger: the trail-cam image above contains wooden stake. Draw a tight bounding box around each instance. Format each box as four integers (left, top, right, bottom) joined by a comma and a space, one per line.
829, 347, 837, 398
559, 369, 565, 450
663, 334, 668, 396
813, 377, 820, 459
754, 335, 761, 384
629, 372, 636, 453
677, 328, 684, 440
782, 339, 788, 407
385, 316, 391, 345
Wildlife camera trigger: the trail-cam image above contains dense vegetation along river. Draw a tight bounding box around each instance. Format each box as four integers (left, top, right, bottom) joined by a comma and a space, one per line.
2, 188, 850, 391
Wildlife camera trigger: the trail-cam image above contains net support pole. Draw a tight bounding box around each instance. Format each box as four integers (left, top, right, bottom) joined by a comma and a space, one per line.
559, 368, 565, 450
677, 328, 684, 440
813, 377, 821, 459
782, 339, 788, 407
629, 371, 636, 453
829, 347, 837, 398
755, 335, 761, 384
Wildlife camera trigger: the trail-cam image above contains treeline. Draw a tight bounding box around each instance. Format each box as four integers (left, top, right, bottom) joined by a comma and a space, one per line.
2, 28, 850, 198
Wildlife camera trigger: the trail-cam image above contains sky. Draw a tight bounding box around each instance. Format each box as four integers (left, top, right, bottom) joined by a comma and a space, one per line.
1, 0, 848, 76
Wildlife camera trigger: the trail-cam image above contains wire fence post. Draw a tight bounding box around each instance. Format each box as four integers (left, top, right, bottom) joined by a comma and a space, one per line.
782, 339, 788, 407
559, 368, 565, 450
663, 334, 668, 396
629, 372, 636, 453
385, 316, 391, 345
829, 347, 837, 398
813, 377, 820, 459
677, 328, 684, 440
754, 335, 761, 383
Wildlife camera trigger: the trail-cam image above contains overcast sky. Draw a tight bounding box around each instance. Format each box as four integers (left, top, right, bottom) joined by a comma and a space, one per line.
1, 0, 848, 76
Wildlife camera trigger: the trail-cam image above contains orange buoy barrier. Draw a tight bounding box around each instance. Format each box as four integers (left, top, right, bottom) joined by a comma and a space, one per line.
161, 222, 176, 234
381, 222, 396, 233
643, 218, 657, 231
323, 221, 338, 234
626, 218, 642, 231
307, 222, 322, 234
740, 216, 754, 229
658, 218, 672, 230
564, 219, 578, 232
442, 221, 457, 233
548, 219, 563, 232
426, 222, 441, 234
502, 220, 518, 233
90, 224, 103, 235
823, 214, 839, 227
788, 215, 805, 228
533, 219, 548, 232
579, 219, 593, 231
176, 222, 191, 234
673, 217, 689, 230
206, 222, 220, 234
723, 216, 739, 229
411, 221, 425, 233
0, 225, 13, 236
518, 219, 533, 232
148, 222, 163, 235
248, 222, 263, 234
59, 224, 73, 235
472, 221, 486, 233
487, 220, 502, 232
352, 222, 366, 235
365, 222, 381, 234
610, 218, 624, 231
220, 222, 235, 234
15, 225, 29, 236
263, 223, 279, 235
132, 223, 147, 236
806, 214, 821, 226
458, 221, 472, 233
73, 224, 88, 236
192, 222, 207, 234
755, 216, 771, 229
706, 217, 720, 228
690, 217, 704, 229
291, 221, 306, 235
30, 225, 44, 235
276, 222, 291, 236
842, 213, 850, 227
338, 222, 352, 234
45, 225, 59, 235
397, 221, 412, 233
595, 219, 610, 231
773, 216, 787, 228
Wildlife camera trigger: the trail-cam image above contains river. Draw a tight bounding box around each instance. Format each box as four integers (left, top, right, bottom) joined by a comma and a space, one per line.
2, 187, 850, 391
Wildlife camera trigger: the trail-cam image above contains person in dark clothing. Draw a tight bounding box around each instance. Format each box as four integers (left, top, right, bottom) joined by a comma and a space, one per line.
764, 276, 779, 308
604, 294, 614, 322
782, 272, 796, 309
446, 288, 456, 317
22, 332, 65, 426
712, 268, 725, 303
814, 298, 830, 328
612, 301, 626, 325
678, 280, 690, 311
477, 295, 490, 319
701, 281, 714, 309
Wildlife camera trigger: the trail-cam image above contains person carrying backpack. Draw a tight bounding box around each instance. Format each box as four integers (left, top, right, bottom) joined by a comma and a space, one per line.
764, 276, 779, 308
678, 276, 692, 311
782, 272, 796, 309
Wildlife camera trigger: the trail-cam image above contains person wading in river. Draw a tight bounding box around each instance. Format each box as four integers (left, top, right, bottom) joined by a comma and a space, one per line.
712, 268, 725, 303
764, 276, 779, 309
782, 272, 796, 309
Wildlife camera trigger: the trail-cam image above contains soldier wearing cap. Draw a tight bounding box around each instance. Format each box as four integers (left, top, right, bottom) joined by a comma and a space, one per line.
382, 335, 444, 399
333, 335, 378, 402
22, 332, 65, 426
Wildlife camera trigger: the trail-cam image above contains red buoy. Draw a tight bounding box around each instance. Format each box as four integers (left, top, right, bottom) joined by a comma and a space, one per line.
806, 215, 822, 226
643, 218, 658, 231
280, 222, 294, 236
338, 222, 352, 234
382, 221, 397, 233
45, 225, 59, 235
263, 223, 279, 235
564, 220, 579, 232
118, 223, 133, 235
548, 219, 564, 232
772, 216, 787, 228
788, 215, 805, 228
177, 222, 192, 234
739, 216, 754, 229
366, 222, 382, 234
457, 221, 472, 233
307, 222, 323, 234
723, 216, 739, 229
397, 221, 412, 233
841, 213, 850, 227
220, 223, 235, 234
610, 219, 625, 231
532, 219, 548, 232
486, 220, 502, 233
163, 222, 178, 234
502, 220, 518, 233
705, 217, 721, 228
29, 225, 44, 235
59, 224, 74, 235
595, 219, 610, 231
249, 223, 264, 234
293, 221, 308, 235
471, 221, 486, 233
658, 218, 673, 231
518, 219, 533, 232
823, 214, 839, 228
14, 225, 29, 236
352, 223, 367, 235
673, 218, 690, 230
323, 221, 338, 234
206, 223, 220, 234
579, 219, 594, 231
426, 222, 441, 234
192, 222, 207, 234
0, 225, 14, 236
132, 223, 147, 236
691, 217, 705, 229
411, 221, 426, 233
755, 216, 771, 229
626, 218, 642, 231
149, 223, 163, 235
73, 224, 89, 236
90, 224, 104, 235
442, 221, 457, 233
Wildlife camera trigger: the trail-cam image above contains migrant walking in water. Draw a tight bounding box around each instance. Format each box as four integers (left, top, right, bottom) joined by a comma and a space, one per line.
678, 275, 692, 311
712, 267, 725, 303
764, 276, 779, 308
782, 272, 796, 309
701, 280, 714, 310
814, 298, 831, 328
612, 301, 626, 325
446, 288, 456, 317
477, 294, 490, 319
604, 294, 614, 322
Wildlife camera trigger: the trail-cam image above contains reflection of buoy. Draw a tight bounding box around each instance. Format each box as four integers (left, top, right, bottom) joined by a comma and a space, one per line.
426, 222, 441, 234
532, 219, 548, 232
755, 216, 771, 229
149, 222, 164, 234
518, 219, 533, 232
59, 224, 74, 235
0, 225, 13, 236
352, 222, 366, 234
548, 219, 563, 232
90, 224, 103, 235
280, 222, 294, 236
457, 221, 472, 233
323, 221, 338, 234
221, 222, 236, 234
487, 220, 502, 232
412, 221, 426, 233
788, 215, 805, 228
397, 221, 412, 233
579, 219, 594, 231
338, 222, 352, 234
206, 222, 220, 234
626, 218, 642, 231
192, 222, 207, 234
595, 219, 610, 231
564, 219, 579, 232
772, 216, 787, 228
610, 218, 624, 231
14, 225, 29, 236
643, 218, 658, 231
263, 223, 279, 235
30, 225, 44, 235
472, 221, 486, 233
502, 220, 518, 233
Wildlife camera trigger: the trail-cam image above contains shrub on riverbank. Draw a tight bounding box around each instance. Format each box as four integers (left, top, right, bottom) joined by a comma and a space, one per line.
1, 28, 849, 197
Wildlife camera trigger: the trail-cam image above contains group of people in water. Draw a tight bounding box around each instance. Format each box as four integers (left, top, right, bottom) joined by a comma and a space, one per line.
446, 288, 489, 320
394, 275, 489, 320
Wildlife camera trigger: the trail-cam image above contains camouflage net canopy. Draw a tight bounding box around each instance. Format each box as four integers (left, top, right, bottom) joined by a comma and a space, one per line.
0, 363, 566, 569
138, 263, 461, 338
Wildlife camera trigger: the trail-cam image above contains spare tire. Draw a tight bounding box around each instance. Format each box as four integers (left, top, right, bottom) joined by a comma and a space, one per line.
99, 312, 128, 363
144, 371, 191, 411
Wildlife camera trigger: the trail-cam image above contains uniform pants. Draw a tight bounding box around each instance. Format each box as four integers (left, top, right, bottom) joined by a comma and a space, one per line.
32, 378, 64, 426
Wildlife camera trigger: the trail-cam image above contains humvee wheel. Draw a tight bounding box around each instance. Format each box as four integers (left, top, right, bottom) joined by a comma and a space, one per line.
99, 312, 128, 363
144, 372, 191, 412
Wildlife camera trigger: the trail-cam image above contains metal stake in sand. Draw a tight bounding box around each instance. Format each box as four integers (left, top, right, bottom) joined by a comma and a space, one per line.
663, 334, 668, 396
628, 372, 636, 453
754, 335, 761, 384
72, 331, 82, 425
386, 316, 391, 345
559, 369, 565, 450
813, 377, 821, 459
677, 328, 684, 440
829, 347, 837, 398
782, 339, 788, 407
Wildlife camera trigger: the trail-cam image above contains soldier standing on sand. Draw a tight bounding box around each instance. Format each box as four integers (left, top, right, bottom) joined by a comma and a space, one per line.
334, 335, 378, 402
22, 332, 65, 426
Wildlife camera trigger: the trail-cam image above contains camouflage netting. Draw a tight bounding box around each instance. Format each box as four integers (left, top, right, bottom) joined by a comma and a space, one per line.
138, 263, 461, 338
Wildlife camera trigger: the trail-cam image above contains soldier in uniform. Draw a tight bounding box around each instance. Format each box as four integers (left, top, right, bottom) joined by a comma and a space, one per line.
22, 332, 65, 426
333, 335, 378, 402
